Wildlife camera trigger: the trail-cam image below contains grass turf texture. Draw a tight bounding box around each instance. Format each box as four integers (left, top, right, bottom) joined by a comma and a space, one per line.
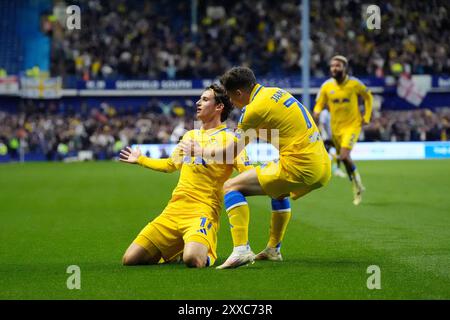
0, 160, 449, 300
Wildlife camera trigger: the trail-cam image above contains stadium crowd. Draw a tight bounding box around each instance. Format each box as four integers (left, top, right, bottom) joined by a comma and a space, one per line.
51, 0, 450, 80
362, 108, 450, 142
3, 1, 450, 160
0, 100, 449, 161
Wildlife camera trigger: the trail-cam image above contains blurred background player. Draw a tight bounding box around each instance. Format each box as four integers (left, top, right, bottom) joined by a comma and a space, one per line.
119, 84, 251, 268
313, 55, 373, 205
182, 67, 331, 269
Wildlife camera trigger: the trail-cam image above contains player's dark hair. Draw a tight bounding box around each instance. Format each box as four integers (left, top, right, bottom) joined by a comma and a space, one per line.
208, 84, 233, 122
220, 67, 257, 93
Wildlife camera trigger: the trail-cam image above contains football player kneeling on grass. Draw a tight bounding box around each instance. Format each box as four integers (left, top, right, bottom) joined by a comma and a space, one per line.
119, 84, 251, 268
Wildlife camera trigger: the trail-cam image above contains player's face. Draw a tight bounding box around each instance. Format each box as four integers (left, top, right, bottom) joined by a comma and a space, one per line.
330, 60, 345, 79
227, 90, 247, 109
196, 89, 223, 122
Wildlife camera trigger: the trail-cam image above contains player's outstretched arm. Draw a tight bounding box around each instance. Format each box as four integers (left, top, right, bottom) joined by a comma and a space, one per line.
119, 146, 178, 173
119, 146, 141, 164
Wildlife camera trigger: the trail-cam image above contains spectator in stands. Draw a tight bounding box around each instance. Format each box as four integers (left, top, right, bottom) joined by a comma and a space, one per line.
1, 101, 449, 162
50, 0, 450, 80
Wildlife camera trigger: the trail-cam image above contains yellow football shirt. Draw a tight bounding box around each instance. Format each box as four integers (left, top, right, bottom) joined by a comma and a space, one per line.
237, 83, 324, 163
313, 76, 373, 135
137, 124, 251, 218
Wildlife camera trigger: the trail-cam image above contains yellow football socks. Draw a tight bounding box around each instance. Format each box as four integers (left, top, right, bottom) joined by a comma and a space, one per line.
224, 191, 250, 247
268, 198, 291, 249
268, 210, 292, 248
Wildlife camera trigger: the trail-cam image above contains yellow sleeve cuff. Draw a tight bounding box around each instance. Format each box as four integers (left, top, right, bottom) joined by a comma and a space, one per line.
137, 155, 146, 165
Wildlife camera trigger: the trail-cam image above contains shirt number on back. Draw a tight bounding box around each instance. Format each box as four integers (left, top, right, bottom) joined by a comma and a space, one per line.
283, 97, 312, 129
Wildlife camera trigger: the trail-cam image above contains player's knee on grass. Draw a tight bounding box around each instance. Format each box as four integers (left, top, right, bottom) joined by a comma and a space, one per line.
122, 252, 142, 266
183, 242, 208, 268
122, 254, 139, 266
122, 243, 161, 266
183, 253, 207, 268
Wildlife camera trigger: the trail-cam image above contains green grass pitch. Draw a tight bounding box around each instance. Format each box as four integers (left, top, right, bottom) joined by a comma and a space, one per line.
0, 160, 449, 299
